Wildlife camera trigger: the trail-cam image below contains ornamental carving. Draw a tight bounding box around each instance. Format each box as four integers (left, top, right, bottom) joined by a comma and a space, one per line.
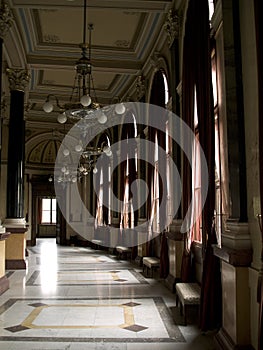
164, 9, 179, 46
114, 40, 130, 48
0, 1, 13, 39
6, 68, 30, 92
135, 75, 146, 100
150, 51, 161, 71
43, 34, 60, 43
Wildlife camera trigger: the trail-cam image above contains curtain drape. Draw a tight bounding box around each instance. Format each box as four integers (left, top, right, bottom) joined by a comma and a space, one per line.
254, 0, 263, 349
181, 0, 221, 330
37, 197, 42, 224
120, 112, 138, 255
181, 0, 195, 282
149, 70, 169, 276
94, 134, 110, 227
194, 0, 221, 331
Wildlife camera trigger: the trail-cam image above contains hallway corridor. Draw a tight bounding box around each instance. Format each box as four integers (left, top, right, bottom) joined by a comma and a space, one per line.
0, 239, 215, 349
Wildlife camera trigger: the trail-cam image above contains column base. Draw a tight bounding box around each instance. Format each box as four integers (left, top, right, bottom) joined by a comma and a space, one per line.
0, 275, 9, 295
135, 256, 143, 266
4, 226, 28, 270
3, 218, 26, 228
215, 328, 254, 350
5, 259, 27, 269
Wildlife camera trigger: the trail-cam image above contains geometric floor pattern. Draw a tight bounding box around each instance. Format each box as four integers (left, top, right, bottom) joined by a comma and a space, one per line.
0, 239, 216, 350
0, 297, 183, 342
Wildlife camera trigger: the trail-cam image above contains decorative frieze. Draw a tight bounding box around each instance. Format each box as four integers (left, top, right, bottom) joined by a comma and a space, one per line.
6, 68, 30, 92
0, 1, 13, 39
164, 9, 180, 47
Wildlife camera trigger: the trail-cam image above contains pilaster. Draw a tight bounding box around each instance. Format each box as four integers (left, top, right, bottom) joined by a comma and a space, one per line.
5, 225, 27, 269
165, 220, 183, 292
214, 222, 253, 349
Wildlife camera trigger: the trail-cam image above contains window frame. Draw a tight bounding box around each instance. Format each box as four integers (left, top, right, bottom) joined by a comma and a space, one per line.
41, 197, 56, 224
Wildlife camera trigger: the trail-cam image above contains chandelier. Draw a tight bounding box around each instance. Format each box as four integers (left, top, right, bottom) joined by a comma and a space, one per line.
42, 0, 108, 125
42, 0, 125, 183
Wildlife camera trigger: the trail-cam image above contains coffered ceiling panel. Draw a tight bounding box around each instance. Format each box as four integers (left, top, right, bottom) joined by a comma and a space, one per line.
4, 0, 172, 126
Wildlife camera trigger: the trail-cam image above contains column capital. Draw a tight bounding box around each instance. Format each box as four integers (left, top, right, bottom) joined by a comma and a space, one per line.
0, 1, 13, 39
6, 68, 30, 92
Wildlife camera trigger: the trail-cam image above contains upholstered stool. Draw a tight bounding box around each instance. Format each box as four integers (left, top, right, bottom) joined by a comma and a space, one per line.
175, 282, 201, 325
142, 257, 160, 277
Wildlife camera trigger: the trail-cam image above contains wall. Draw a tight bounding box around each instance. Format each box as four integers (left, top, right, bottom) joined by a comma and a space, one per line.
0, 125, 8, 221
239, 0, 260, 347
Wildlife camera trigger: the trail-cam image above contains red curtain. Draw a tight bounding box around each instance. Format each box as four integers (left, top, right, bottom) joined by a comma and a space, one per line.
181, 0, 195, 282
181, 0, 221, 330
254, 1, 263, 349
37, 197, 42, 224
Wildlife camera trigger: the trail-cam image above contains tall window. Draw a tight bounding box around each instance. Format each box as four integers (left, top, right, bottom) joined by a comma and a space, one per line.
166, 121, 173, 226
212, 47, 223, 247
120, 156, 135, 229
188, 87, 202, 248
120, 112, 137, 229
149, 69, 170, 233
208, 0, 215, 21
150, 133, 160, 232
95, 135, 112, 227
41, 198, 56, 224
96, 168, 104, 227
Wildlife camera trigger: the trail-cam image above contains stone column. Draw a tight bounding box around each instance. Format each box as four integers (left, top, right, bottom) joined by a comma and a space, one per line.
164, 9, 184, 289
0, 0, 13, 167
83, 174, 94, 243
214, 1, 252, 348
3, 68, 30, 269
0, 1, 13, 284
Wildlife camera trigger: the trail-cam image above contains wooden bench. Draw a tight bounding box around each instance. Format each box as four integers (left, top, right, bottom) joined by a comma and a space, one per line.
142, 256, 160, 277
175, 282, 201, 325
116, 246, 132, 260
91, 239, 104, 249
91, 226, 110, 250
175, 242, 202, 325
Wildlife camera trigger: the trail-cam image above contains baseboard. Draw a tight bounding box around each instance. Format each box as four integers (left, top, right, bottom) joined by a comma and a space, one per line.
214, 328, 254, 350
0, 275, 9, 295
5, 259, 27, 269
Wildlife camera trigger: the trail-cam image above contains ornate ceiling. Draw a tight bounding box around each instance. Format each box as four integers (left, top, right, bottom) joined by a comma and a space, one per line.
2, 0, 173, 127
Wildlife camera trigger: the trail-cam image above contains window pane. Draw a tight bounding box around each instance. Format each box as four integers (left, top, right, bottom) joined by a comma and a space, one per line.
52, 198, 56, 209
42, 198, 50, 210
51, 211, 56, 224
42, 211, 50, 223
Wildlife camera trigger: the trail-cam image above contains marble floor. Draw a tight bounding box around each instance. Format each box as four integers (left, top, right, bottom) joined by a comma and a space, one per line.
0, 239, 216, 349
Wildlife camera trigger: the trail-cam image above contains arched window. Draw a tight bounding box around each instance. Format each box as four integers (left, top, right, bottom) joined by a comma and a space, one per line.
148, 69, 170, 234
120, 112, 138, 229
94, 134, 111, 227
188, 87, 202, 248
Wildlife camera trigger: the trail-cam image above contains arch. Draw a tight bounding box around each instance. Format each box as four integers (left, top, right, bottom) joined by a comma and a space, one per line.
147, 56, 170, 105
